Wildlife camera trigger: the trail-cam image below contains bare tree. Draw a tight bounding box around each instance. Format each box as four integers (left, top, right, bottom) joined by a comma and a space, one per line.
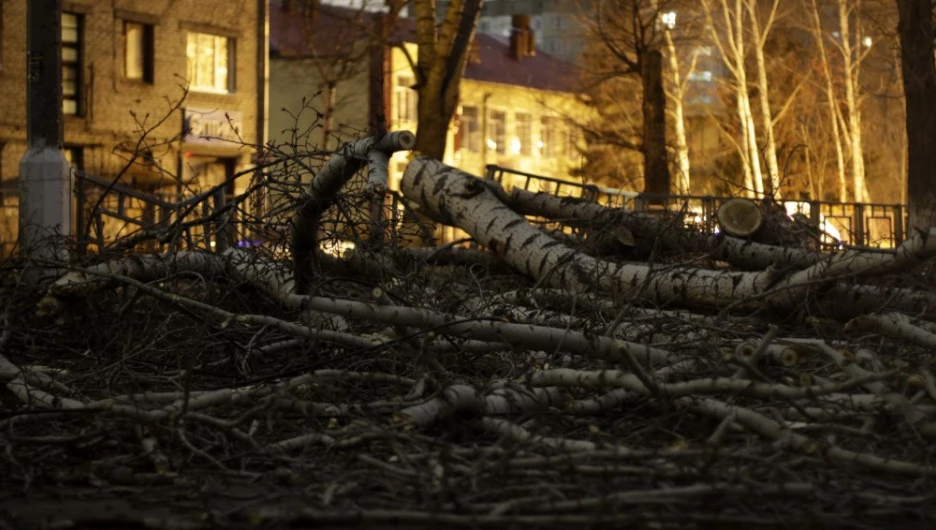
410, 0, 484, 159
834, 0, 872, 202
701, 0, 765, 197
897, 0, 936, 229
584, 0, 676, 195
658, 4, 700, 195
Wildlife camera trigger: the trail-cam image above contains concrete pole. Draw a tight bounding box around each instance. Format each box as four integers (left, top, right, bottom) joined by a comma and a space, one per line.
19, 0, 72, 265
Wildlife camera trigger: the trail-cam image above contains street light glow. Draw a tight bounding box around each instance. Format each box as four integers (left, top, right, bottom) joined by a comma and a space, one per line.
661, 11, 676, 30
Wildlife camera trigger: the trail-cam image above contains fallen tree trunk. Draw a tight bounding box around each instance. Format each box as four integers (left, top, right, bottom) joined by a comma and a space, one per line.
502, 187, 824, 270
403, 157, 936, 314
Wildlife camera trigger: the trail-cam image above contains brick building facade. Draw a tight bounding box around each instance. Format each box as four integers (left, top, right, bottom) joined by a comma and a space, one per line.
0, 0, 268, 254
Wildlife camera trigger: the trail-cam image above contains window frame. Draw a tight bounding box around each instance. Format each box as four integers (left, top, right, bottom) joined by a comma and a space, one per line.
393, 75, 418, 124
514, 112, 532, 156
460, 106, 481, 153
63, 146, 84, 172
487, 109, 507, 155
186, 31, 235, 94
565, 119, 580, 158
62, 12, 83, 116
540, 116, 565, 158
123, 20, 155, 84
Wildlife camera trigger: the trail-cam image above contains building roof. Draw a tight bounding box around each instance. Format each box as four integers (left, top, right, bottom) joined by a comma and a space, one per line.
466, 33, 579, 93
269, 1, 579, 93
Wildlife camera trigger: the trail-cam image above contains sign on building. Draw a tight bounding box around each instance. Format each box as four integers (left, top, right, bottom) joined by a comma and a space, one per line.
183, 108, 243, 145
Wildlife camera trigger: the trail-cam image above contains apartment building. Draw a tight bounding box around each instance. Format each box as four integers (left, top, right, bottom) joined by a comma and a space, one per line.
270, 3, 588, 188
0, 0, 267, 254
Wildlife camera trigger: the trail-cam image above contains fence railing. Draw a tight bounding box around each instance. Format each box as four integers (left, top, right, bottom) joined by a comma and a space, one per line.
74, 172, 246, 254
485, 164, 908, 248
0, 164, 911, 257
0, 172, 249, 257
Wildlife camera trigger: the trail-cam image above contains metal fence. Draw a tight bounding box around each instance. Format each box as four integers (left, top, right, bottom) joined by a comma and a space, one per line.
485, 164, 908, 248
0, 172, 248, 257
74, 172, 250, 254
0, 164, 911, 257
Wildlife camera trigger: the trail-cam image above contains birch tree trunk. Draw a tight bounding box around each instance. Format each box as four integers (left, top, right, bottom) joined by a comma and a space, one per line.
663, 26, 692, 195
837, 0, 870, 203
704, 0, 764, 197
746, 0, 782, 196
808, 0, 848, 202
401, 157, 936, 314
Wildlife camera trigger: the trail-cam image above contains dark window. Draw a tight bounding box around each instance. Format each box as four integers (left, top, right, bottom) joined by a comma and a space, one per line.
62, 12, 82, 115
124, 21, 154, 83
64, 146, 83, 171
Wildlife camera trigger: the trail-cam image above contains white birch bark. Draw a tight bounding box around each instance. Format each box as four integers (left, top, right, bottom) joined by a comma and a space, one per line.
663, 26, 693, 195
703, 0, 764, 197
836, 0, 870, 202
403, 158, 936, 313
808, 0, 849, 202
503, 187, 824, 270
746, 0, 782, 195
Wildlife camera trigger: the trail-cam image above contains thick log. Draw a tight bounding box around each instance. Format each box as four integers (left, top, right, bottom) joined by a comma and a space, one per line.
717, 197, 763, 237
502, 187, 823, 271
403, 158, 773, 308
403, 158, 936, 314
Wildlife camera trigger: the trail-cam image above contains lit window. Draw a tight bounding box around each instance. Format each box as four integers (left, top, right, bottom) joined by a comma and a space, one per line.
394, 75, 418, 123
124, 21, 154, 83
696, 45, 713, 56
186, 32, 232, 93
62, 12, 82, 115
540, 116, 565, 158
515, 112, 532, 156
459, 106, 481, 153
566, 119, 580, 158
488, 110, 506, 155
689, 70, 713, 82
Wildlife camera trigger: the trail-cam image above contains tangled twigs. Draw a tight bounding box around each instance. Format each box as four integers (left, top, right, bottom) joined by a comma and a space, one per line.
290, 130, 416, 292
10, 155, 936, 528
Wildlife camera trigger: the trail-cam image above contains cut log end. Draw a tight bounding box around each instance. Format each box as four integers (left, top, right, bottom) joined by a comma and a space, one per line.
717, 198, 764, 237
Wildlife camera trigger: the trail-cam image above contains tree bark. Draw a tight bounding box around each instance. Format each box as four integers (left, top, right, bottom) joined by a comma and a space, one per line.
808, 0, 848, 202
838, 0, 869, 203
747, 0, 782, 196
413, 0, 484, 160
897, 0, 936, 230
322, 81, 337, 149
641, 49, 671, 196
704, 0, 764, 197
663, 27, 692, 195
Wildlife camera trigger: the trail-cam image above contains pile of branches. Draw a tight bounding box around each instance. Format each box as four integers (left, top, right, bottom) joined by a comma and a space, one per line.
3, 132, 936, 528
